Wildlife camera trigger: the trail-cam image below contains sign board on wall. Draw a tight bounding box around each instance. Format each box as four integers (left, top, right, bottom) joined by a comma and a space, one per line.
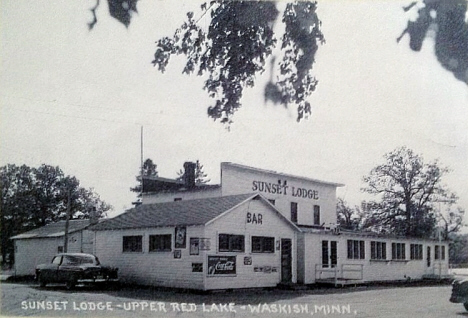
207, 255, 236, 276
199, 238, 211, 250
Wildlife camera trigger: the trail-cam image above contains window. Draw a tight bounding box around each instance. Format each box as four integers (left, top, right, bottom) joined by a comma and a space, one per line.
149, 234, 172, 252
392, 243, 406, 260
57, 246, 64, 253
435, 245, 445, 260
52, 256, 62, 265
347, 240, 365, 259
313, 205, 320, 225
410, 244, 423, 260
370, 241, 387, 260
322, 241, 329, 268
251, 236, 274, 253
123, 235, 143, 252
219, 234, 244, 252
268, 199, 276, 205
174, 198, 182, 201
291, 202, 298, 223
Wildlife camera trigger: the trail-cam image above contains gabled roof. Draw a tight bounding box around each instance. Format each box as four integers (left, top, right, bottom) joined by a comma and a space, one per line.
10, 219, 92, 240
91, 193, 259, 231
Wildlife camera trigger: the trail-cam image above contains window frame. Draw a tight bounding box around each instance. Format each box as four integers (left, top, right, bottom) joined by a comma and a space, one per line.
313, 205, 321, 225
370, 241, 387, 260
347, 239, 365, 260
391, 242, 406, 260
122, 235, 143, 253
218, 234, 245, 253
251, 236, 275, 253
410, 244, 423, 260
149, 234, 172, 253
290, 202, 298, 223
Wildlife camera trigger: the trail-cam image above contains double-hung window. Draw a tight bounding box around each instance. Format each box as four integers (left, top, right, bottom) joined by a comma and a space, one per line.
149, 234, 172, 252
392, 243, 406, 260
123, 235, 143, 253
370, 241, 386, 260
410, 244, 423, 260
251, 236, 275, 253
347, 240, 365, 259
219, 234, 245, 252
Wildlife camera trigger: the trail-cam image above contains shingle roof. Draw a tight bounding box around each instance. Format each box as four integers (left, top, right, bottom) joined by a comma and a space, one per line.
10, 219, 92, 239
91, 193, 256, 231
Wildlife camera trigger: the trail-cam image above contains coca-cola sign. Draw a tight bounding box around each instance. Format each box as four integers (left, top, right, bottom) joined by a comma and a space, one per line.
207, 256, 236, 275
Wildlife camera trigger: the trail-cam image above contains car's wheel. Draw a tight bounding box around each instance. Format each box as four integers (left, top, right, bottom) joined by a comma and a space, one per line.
38, 274, 47, 287
464, 302, 468, 312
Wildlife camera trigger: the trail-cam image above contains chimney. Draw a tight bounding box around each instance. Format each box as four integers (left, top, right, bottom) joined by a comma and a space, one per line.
183, 162, 196, 188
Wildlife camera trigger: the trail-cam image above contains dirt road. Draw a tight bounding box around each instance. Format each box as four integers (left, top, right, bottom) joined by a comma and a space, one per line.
0, 282, 465, 318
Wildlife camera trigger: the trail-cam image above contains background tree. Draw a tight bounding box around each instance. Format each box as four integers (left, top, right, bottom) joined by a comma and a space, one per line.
449, 233, 468, 265
438, 205, 465, 240
176, 160, 211, 185
130, 158, 158, 194
0, 164, 111, 265
336, 198, 362, 231
361, 146, 462, 238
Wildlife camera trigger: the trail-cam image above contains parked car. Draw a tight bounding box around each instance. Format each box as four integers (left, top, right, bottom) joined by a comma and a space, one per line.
450, 277, 468, 311
35, 253, 118, 290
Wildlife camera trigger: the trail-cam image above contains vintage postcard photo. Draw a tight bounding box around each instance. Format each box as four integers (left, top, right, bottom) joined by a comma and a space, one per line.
1, 0, 467, 317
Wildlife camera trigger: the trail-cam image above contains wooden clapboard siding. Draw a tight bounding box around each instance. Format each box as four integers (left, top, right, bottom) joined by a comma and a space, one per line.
204, 198, 296, 290
95, 226, 205, 289
220, 163, 339, 226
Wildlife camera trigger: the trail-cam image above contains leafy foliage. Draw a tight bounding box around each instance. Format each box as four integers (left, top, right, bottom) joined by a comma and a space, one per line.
130, 158, 158, 194
398, 0, 468, 85
449, 233, 468, 264
152, 1, 324, 125
336, 198, 362, 231
0, 164, 111, 265
361, 147, 462, 238
88, 0, 139, 30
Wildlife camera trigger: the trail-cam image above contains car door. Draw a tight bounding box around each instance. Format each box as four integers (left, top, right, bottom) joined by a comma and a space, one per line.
57, 255, 81, 282
41, 255, 62, 282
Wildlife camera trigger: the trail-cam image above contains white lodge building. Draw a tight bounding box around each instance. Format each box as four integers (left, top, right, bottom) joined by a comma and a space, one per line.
92, 162, 449, 290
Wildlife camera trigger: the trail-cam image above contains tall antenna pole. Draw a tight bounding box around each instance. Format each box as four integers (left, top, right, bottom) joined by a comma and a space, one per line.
140, 126, 144, 204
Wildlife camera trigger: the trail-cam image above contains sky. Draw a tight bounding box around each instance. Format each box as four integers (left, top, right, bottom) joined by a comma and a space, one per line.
1, 1, 467, 226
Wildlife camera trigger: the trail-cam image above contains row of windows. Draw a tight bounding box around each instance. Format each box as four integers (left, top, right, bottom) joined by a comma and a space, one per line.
289, 202, 320, 225
123, 234, 275, 253
347, 240, 446, 261
123, 235, 171, 253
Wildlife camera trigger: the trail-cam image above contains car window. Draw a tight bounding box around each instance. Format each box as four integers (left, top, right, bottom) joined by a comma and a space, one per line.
61, 255, 96, 265
52, 256, 62, 265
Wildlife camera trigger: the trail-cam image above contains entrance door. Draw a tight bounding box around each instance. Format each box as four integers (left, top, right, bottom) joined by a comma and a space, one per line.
322, 240, 338, 268
281, 239, 292, 283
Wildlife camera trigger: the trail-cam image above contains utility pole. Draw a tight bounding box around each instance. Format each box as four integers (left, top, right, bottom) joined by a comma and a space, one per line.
63, 187, 71, 253
140, 126, 143, 202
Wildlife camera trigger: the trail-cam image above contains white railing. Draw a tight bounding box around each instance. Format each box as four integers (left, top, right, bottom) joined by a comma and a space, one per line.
314, 264, 364, 286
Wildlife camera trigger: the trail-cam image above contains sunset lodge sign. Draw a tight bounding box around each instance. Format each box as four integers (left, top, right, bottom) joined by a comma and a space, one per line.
252, 180, 319, 200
